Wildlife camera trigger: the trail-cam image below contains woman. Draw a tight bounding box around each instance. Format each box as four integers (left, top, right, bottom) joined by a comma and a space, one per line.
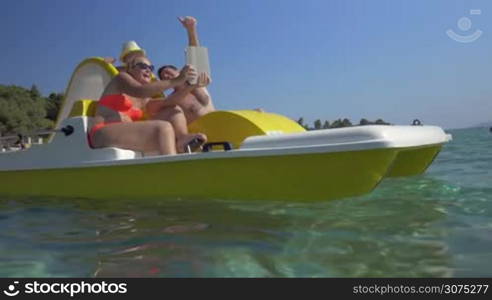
89, 56, 206, 155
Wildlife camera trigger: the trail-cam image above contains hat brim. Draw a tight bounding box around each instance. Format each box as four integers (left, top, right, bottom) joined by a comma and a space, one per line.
120, 49, 146, 62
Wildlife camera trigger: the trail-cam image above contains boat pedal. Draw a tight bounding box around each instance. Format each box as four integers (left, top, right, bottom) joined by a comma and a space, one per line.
202, 142, 233, 152
185, 137, 206, 153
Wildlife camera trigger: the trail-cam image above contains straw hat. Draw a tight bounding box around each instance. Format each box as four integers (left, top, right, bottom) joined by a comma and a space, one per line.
120, 41, 146, 63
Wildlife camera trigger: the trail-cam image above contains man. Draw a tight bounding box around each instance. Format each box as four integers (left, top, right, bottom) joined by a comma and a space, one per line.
158, 17, 215, 124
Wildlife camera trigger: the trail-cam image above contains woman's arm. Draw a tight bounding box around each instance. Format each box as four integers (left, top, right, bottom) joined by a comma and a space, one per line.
145, 85, 195, 116
116, 66, 195, 98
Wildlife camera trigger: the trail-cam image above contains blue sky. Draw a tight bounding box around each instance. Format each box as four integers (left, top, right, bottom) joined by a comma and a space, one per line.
1, 0, 491, 129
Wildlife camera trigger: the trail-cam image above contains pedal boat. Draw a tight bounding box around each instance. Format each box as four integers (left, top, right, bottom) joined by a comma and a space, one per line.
0, 58, 452, 201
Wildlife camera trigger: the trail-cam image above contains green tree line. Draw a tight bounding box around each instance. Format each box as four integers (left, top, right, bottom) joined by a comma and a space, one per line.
0, 84, 63, 136
297, 117, 391, 130
1, 83, 392, 136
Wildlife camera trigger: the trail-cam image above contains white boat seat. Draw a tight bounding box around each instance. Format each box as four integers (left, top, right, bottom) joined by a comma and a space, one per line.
54, 100, 143, 160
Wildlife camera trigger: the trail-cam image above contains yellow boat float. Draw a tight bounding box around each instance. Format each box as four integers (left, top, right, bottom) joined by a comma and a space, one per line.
0, 58, 452, 201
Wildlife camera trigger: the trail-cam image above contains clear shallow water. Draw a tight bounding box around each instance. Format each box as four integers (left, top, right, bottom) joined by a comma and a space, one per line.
1, 127, 491, 277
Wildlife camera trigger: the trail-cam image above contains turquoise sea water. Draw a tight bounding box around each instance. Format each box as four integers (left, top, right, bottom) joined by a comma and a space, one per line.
0, 127, 491, 277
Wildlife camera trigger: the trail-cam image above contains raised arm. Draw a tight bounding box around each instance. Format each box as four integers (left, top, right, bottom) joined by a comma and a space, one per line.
178, 16, 213, 107
179, 16, 200, 46
116, 65, 195, 98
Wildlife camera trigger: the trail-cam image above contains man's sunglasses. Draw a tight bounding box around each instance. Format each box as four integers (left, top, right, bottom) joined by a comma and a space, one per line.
134, 62, 155, 72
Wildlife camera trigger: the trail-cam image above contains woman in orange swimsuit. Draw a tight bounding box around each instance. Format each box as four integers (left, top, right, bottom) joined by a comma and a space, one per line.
89, 56, 206, 155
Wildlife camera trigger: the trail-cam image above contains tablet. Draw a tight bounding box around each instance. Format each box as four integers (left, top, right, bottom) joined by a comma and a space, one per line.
185, 46, 211, 84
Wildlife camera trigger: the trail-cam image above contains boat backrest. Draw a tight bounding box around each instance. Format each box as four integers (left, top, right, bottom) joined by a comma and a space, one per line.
55, 58, 118, 131
188, 110, 306, 148
69, 99, 98, 118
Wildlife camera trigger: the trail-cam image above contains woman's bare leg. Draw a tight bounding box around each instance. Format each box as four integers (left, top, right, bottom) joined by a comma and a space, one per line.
91, 121, 176, 155
151, 105, 207, 152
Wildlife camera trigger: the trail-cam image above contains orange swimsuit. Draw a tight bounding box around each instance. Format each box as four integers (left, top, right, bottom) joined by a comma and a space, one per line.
87, 94, 144, 148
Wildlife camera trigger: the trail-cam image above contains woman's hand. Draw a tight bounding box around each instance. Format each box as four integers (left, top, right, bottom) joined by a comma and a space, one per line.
175, 65, 198, 86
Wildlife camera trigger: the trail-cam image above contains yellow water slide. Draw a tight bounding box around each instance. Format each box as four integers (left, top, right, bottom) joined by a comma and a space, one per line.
54, 58, 118, 133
